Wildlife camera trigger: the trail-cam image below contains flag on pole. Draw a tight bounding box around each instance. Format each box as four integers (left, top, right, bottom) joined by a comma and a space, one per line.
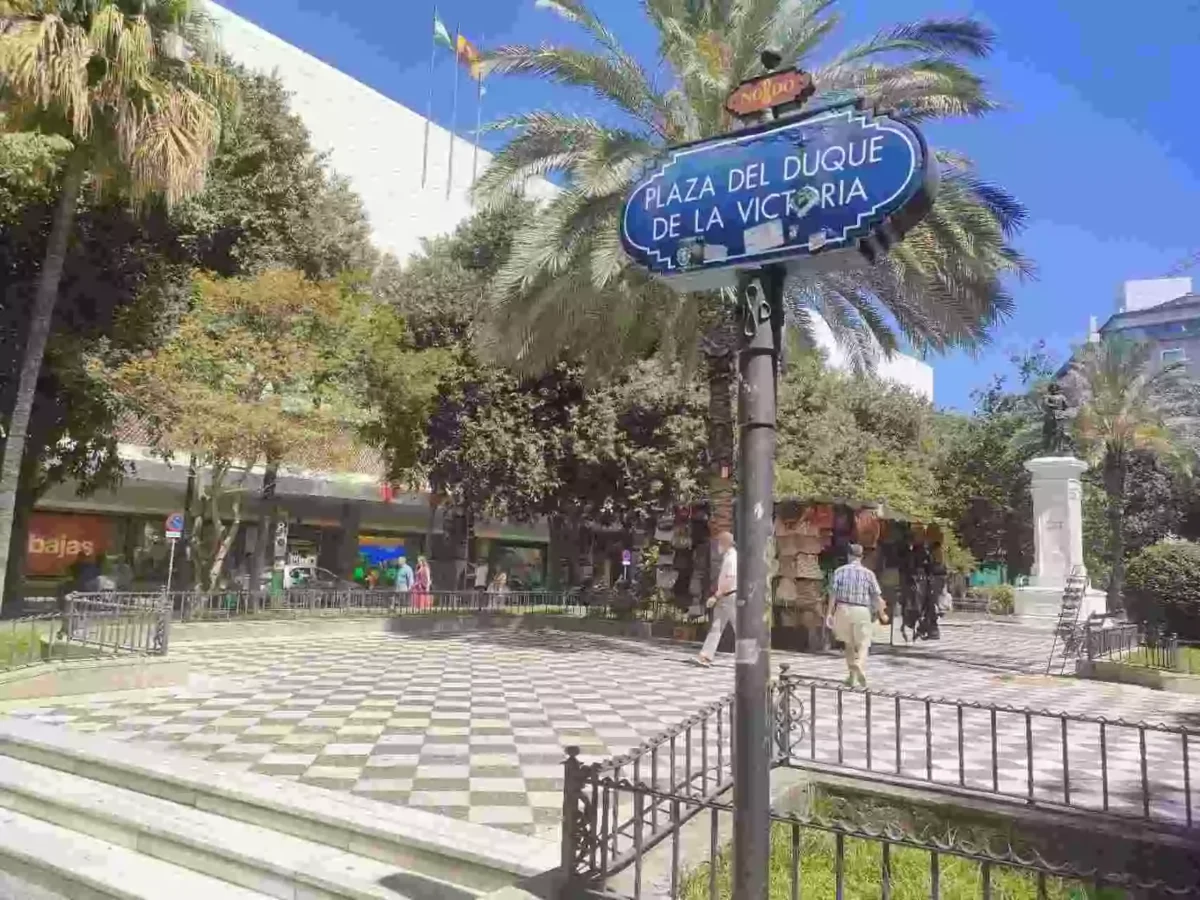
456, 34, 482, 79
471, 44, 487, 183
446, 25, 462, 199
422, 10, 454, 189
433, 14, 453, 50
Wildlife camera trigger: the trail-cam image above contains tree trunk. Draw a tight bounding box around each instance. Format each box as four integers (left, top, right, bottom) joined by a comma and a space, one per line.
704, 351, 736, 603
425, 493, 440, 561
180, 455, 197, 590
1104, 449, 1127, 611
448, 505, 473, 591
249, 459, 279, 593
0, 154, 86, 614
706, 352, 737, 537
1, 448, 41, 617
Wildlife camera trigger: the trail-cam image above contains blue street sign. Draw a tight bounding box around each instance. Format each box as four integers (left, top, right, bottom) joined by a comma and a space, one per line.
165, 512, 185, 535
621, 104, 933, 282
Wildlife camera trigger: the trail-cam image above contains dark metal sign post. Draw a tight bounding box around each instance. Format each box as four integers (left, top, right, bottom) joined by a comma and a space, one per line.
617, 52, 933, 900
732, 265, 784, 898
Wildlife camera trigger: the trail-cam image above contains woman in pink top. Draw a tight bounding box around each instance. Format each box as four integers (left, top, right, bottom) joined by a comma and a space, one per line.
413, 556, 432, 610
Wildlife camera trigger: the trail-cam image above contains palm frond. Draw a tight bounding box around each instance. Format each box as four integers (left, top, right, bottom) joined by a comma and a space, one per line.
485, 43, 667, 137
826, 18, 994, 67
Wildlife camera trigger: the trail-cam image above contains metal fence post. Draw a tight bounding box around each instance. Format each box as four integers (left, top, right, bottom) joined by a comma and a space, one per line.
561, 745, 583, 884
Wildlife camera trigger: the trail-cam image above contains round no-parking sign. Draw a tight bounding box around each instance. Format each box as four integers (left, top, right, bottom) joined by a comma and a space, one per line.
165, 512, 185, 539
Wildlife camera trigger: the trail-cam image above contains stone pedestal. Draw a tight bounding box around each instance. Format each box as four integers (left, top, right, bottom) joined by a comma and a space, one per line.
1018, 456, 1105, 621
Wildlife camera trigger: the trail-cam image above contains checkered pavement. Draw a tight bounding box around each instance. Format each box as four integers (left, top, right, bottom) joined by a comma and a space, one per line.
3, 631, 732, 837
4, 621, 1200, 836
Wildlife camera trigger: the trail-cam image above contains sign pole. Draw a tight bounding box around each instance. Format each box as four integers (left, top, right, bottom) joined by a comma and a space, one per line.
732, 264, 784, 900
165, 538, 177, 595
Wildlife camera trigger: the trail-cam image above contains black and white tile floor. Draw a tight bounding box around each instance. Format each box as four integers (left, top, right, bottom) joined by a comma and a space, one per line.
4, 621, 1198, 837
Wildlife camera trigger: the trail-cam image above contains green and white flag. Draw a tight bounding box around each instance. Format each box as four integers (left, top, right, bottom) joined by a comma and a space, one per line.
424, 10, 455, 188
433, 14, 454, 50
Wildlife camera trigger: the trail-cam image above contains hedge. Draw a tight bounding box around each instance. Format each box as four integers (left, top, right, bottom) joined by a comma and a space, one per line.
1124, 540, 1200, 640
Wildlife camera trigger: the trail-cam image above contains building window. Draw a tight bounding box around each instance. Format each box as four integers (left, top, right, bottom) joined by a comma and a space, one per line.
1161, 348, 1186, 365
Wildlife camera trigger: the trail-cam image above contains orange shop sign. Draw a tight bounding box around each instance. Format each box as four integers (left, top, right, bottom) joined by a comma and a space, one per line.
26, 513, 115, 577
725, 69, 815, 117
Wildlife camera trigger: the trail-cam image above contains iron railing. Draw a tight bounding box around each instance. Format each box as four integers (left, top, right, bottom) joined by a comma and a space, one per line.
65, 588, 695, 624
562, 692, 738, 884
569, 780, 1200, 899
1083, 623, 1200, 674
561, 681, 1199, 899
776, 668, 1198, 831
1, 595, 169, 672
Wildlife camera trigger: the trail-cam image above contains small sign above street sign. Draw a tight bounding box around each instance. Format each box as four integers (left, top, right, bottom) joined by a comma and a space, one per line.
725, 69, 814, 118
620, 104, 933, 286
165, 512, 184, 540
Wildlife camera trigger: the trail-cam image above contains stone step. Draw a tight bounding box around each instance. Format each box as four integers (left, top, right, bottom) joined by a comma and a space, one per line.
0, 755, 468, 900
0, 718, 557, 894
0, 806, 274, 900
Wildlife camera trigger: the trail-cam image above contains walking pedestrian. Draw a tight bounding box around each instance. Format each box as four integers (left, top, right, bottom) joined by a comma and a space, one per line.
413, 556, 432, 610
824, 543, 887, 687
695, 531, 737, 667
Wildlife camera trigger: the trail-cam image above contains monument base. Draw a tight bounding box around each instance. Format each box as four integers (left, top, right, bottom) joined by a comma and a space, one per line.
1014, 585, 1107, 624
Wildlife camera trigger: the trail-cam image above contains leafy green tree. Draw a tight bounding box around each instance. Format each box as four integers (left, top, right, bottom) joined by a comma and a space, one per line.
0, 0, 237, 608
775, 352, 936, 516
1, 61, 382, 605
474, 0, 1031, 548
1070, 337, 1198, 608
171, 66, 375, 279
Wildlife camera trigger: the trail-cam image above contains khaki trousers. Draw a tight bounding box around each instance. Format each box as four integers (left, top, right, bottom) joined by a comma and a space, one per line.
834, 604, 874, 685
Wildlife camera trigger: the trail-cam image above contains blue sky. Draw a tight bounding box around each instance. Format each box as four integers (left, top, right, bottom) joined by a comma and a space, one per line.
216, 0, 1200, 410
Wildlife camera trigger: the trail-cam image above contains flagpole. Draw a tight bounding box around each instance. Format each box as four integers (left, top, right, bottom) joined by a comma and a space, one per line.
446, 26, 461, 199
472, 44, 484, 183
421, 6, 438, 189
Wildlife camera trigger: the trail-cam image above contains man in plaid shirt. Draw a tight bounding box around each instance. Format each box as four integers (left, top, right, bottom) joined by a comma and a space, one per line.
824, 544, 887, 686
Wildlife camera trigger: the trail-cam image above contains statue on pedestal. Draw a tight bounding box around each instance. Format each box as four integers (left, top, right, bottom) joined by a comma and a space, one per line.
1041, 382, 1071, 456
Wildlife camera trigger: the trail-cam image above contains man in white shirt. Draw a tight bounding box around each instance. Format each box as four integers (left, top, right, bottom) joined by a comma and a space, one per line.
696, 531, 737, 666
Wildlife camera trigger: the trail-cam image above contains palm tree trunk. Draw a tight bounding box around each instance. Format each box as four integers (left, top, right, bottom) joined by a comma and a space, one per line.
1103, 448, 1127, 611
704, 351, 736, 603
0, 153, 86, 615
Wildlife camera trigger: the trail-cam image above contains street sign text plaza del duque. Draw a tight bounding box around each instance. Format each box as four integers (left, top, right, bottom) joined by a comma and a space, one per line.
620, 100, 935, 291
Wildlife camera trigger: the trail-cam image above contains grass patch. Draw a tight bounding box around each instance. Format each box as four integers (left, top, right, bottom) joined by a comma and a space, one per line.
1122, 645, 1200, 674
681, 794, 1130, 900
0, 620, 55, 670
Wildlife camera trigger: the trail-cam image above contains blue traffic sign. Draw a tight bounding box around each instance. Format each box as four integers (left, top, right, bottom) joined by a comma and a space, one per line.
165, 512, 185, 534
621, 104, 932, 281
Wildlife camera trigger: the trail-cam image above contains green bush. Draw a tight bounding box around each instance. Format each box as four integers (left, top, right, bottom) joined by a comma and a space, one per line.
1125, 540, 1200, 640
986, 583, 1015, 615
967, 584, 1016, 615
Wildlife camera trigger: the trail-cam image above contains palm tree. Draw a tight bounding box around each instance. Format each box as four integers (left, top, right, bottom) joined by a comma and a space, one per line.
1070, 337, 1196, 609
474, 0, 1031, 569
0, 0, 236, 609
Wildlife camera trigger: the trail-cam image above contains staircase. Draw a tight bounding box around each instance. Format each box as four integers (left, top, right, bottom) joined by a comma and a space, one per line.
0, 718, 556, 900
1045, 566, 1088, 675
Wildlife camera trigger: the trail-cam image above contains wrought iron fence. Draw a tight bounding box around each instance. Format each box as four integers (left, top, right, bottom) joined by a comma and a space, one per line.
1, 595, 169, 672
561, 682, 1199, 898
562, 692, 737, 884
1083, 623, 1200, 673
776, 668, 1198, 831
66, 588, 692, 624
567, 780, 1200, 899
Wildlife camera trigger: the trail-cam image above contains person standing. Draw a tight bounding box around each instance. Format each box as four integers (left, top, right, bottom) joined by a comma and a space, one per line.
695, 531, 737, 667
413, 556, 432, 610
394, 555, 414, 606
824, 543, 887, 687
